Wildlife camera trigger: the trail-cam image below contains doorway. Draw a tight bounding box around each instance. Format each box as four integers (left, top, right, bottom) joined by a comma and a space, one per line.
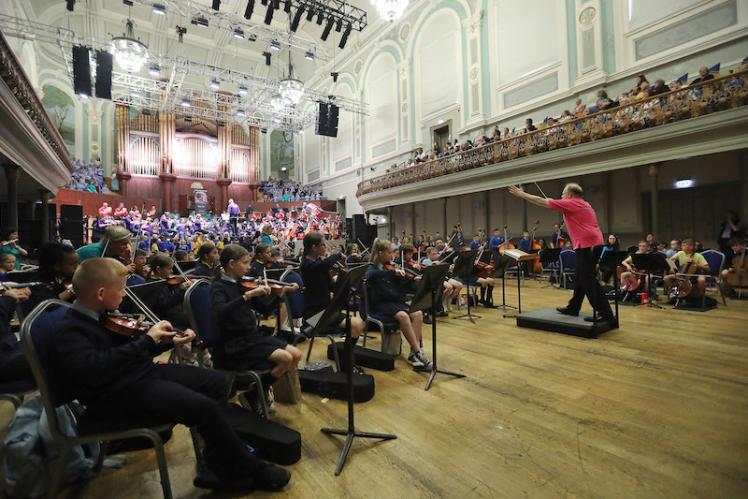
431, 122, 451, 154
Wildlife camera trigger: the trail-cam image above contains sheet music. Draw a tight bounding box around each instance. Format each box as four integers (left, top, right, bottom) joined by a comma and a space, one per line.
503, 248, 539, 261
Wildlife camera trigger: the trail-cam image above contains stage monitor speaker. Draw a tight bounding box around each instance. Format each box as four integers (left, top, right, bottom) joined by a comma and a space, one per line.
315, 102, 339, 137
95, 50, 113, 100
72, 45, 92, 98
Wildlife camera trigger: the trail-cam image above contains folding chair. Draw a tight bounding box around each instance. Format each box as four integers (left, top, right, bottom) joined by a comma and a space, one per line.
360, 278, 402, 355
20, 300, 174, 499
559, 249, 577, 289
184, 280, 296, 416
701, 249, 727, 305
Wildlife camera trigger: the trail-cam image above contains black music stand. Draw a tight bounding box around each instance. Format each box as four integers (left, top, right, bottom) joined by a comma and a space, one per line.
317, 265, 396, 476
538, 248, 562, 287
493, 255, 514, 311
452, 250, 480, 322
598, 250, 628, 329
632, 253, 669, 309
409, 264, 465, 391
502, 251, 538, 318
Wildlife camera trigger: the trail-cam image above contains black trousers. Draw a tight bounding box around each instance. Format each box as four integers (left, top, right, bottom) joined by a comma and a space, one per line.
567, 247, 613, 317
230, 216, 238, 234
87, 364, 261, 477
0, 350, 33, 384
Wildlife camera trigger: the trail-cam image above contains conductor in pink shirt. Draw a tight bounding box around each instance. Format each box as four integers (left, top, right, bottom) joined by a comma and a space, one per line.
509, 183, 614, 322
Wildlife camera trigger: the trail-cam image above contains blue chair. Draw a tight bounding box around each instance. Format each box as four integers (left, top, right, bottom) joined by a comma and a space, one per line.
559, 249, 577, 289
184, 280, 286, 416
20, 300, 174, 499
360, 278, 402, 355
701, 249, 727, 305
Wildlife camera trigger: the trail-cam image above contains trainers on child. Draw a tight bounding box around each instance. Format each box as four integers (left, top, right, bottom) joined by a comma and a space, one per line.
406, 352, 425, 368
415, 351, 432, 368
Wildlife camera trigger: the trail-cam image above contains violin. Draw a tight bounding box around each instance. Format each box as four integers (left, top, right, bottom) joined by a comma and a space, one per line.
726, 249, 748, 288
383, 263, 417, 280
0, 281, 45, 294
165, 274, 200, 286
102, 313, 187, 344
239, 276, 288, 294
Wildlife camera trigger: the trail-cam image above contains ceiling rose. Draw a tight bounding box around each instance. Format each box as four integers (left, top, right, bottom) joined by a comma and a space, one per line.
111, 19, 148, 73
371, 0, 409, 22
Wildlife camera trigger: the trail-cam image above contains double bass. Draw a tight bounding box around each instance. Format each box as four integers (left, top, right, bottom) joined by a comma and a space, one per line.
530, 220, 543, 274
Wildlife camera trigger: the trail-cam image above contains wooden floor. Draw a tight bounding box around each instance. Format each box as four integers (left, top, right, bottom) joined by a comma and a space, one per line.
3, 281, 748, 498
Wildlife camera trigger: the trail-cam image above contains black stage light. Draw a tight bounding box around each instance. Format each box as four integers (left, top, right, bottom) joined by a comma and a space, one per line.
316, 11, 324, 25
264, 2, 274, 24
290, 5, 305, 32
66, 0, 75, 12
95, 49, 113, 99
336, 18, 343, 32
284, 0, 291, 13
306, 6, 314, 21
261, 0, 268, 4
212, 0, 220, 11
321, 16, 334, 41
263, 51, 272, 66
244, 0, 255, 19
338, 22, 352, 49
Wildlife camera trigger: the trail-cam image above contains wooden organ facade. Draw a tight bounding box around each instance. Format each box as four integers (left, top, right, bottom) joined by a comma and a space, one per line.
114, 104, 260, 213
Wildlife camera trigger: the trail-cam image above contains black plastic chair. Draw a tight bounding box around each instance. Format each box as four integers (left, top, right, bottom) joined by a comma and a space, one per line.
20, 300, 174, 499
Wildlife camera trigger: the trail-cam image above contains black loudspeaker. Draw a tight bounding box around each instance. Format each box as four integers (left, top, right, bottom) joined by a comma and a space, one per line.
366, 225, 378, 248
352, 214, 366, 243
72, 45, 92, 97
315, 102, 339, 137
95, 50, 113, 100
60, 205, 84, 248
345, 217, 353, 241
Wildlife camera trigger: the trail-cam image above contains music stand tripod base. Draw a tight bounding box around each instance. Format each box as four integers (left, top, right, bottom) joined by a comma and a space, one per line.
315, 266, 396, 476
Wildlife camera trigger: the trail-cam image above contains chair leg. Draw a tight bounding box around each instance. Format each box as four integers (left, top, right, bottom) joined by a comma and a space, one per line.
718, 281, 727, 306
47, 443, 72, 499
151, 437, 173, 499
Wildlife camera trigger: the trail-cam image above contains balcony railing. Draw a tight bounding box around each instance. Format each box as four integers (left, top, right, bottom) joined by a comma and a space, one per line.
357, 69, 748, 197
0, 31, 72, 170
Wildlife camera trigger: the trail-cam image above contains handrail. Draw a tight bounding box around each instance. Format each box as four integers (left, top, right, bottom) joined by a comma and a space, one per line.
357, 69, 748, 196
0, 31, 72, 171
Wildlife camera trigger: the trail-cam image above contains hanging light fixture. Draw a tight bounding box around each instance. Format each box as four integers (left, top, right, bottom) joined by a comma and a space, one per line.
278, 48, 304, 106
111, 19, 149, 73
371, 0, 409, 22
271, 93, 291, 112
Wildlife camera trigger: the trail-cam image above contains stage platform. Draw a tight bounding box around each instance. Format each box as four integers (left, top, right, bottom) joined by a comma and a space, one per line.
516, 307, 616, 338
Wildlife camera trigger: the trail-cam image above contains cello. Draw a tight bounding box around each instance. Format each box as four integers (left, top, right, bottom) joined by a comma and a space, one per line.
725, 248, 748, 288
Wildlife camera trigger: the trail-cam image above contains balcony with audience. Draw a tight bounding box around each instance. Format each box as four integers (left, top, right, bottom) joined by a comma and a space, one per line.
357, 62, 748, 206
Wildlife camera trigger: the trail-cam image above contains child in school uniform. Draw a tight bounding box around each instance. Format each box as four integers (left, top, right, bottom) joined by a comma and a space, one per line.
48, 258, 290, 491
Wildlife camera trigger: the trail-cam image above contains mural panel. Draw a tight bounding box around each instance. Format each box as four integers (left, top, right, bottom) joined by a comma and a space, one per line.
41, 84, 75, 150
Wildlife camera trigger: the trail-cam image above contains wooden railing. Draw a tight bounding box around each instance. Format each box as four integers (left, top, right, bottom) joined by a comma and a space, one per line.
357, 69, 748, 196
0, 32, 72, 170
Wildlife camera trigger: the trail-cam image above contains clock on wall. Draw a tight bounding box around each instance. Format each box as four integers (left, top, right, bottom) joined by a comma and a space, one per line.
579, 6, 596, 26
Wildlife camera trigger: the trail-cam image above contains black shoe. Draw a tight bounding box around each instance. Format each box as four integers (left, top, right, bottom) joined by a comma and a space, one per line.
584, 315, 613, 322
437, 310, 449, 317
423, 314, 432, 324
253, 463, 291, 491
556, 307, 579, 316
194, 464, 255, 492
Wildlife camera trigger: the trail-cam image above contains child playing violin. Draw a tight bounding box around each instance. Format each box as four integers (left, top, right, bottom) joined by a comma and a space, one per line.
366, 239, 432, 369
27, 242, 79, 309
145, 253, 192, 328
48, 258, 290, 492
211, 244, 302, 382
248, 243, 298, 336
299, 232, 364, 338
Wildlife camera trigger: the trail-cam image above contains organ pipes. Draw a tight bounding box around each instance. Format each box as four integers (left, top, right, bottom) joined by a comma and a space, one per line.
129, 134, 159, 175
160, 112, 175, 174
115, 104, 130, 172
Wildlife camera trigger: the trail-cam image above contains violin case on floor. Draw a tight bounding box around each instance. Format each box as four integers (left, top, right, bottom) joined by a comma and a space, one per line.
220, 403, 301, 465
297, 365, 375, 403
326, 342, 395, 371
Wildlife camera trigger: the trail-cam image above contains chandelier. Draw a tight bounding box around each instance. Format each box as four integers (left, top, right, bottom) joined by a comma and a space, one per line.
111, 19, 148, 73
271, 93, 292, 112
371, 0, 409, 22
279, 49, 304, 106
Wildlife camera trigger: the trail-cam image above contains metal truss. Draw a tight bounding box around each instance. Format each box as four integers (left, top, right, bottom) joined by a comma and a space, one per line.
0, 13, 367, 132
